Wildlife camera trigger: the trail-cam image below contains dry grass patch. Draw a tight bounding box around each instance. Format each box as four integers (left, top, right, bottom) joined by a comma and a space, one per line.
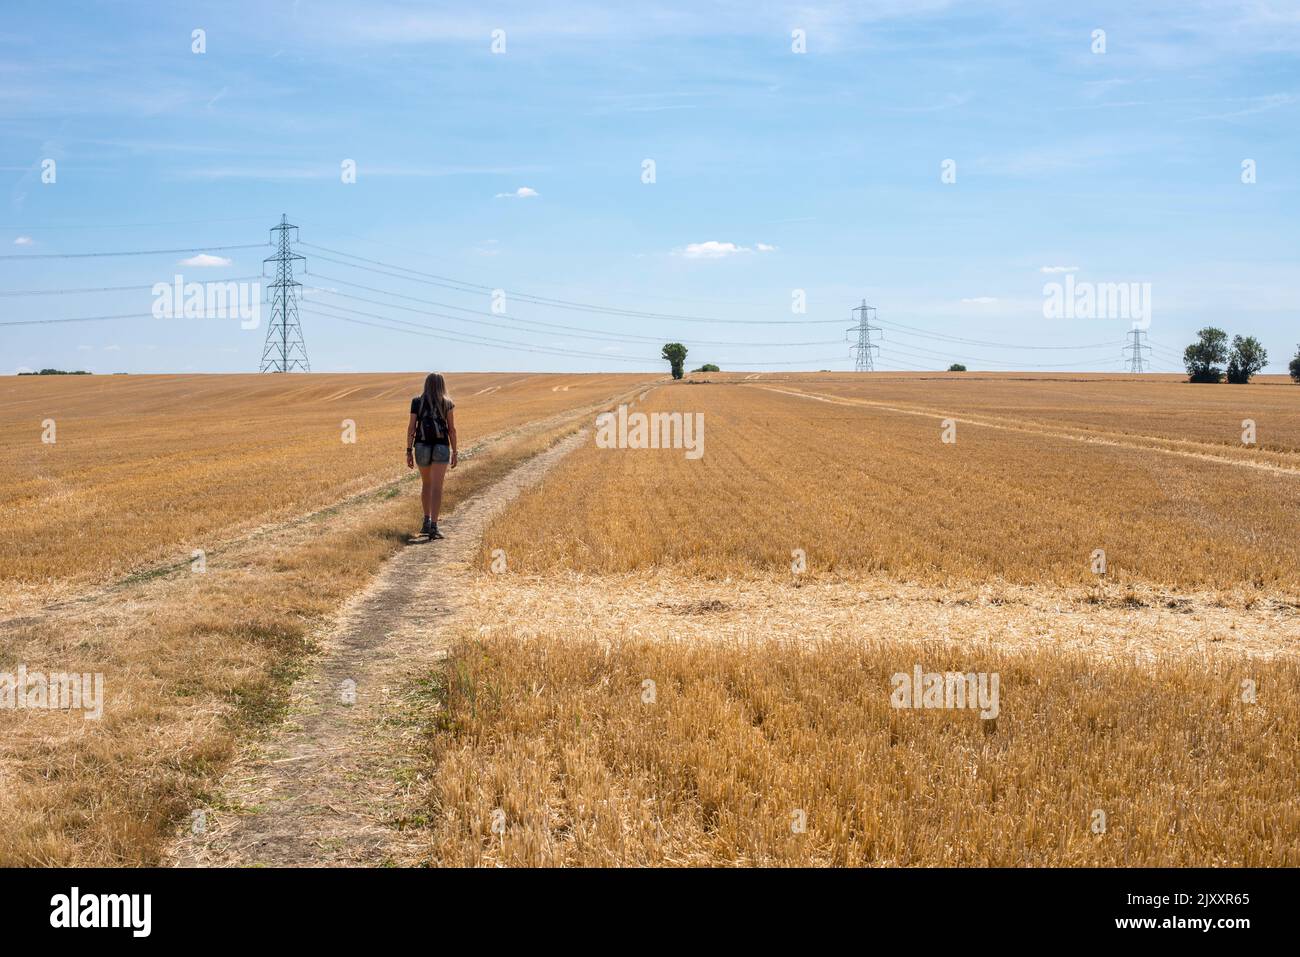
420, 626, 1298, 866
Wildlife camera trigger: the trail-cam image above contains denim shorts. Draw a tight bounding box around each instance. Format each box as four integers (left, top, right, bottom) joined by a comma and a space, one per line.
414, 442, 450, 466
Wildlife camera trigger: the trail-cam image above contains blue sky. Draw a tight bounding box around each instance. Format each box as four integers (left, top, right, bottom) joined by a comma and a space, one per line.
2, 0, 1298, 373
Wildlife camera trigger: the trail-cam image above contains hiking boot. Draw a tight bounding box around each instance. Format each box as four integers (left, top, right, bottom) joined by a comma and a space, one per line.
429, 523, 445, 540
420, 516, 433, 537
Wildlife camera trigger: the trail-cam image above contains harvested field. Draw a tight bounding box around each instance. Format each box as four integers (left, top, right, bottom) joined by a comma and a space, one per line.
3, 372, 1296, 867
482, 377, 1300, 594
408, 373, 1300, 866
0, 373, 653, 864
0, 372, 658, 615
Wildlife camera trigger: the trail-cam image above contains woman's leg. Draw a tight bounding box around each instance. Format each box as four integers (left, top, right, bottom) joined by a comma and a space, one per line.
418, 464, 434, 518
428, 462, 449, 522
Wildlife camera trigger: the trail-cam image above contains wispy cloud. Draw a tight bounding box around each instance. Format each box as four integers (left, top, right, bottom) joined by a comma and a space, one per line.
495, 186, 538, 199
183, 164, 535, 181
13, 235, 33, 246
884, 91, 973, 113
1040, 265, 1079, 274
178, 253, 232, 267
1194, 92, 1297, 121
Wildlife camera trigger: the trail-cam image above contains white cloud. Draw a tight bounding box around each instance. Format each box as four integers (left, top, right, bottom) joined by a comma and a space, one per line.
676, 240, 777, 258
1039, 265, 1079, 273
677, 241, 750, 259
13, 236, 33, 246
178, 253, 232, 267
495, 186, 538, 198
961, 296, 997, 304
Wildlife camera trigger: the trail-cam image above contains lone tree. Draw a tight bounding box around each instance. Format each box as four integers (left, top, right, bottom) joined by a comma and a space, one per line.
662, 342, 688, 380
947, 363, 967, 372
1289, 345, 1300, 383
1226, 335, 1268, 384
1183, 327, 1229, 383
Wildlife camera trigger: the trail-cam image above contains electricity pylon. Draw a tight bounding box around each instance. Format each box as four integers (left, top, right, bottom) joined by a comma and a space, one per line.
260, 214, 310, 372
1123, 327, 1151, 373
847, 299, 881, 371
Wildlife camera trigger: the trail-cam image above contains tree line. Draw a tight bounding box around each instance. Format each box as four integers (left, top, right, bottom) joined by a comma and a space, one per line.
660, 337, 1300, 382
1184, 329, 1300, 384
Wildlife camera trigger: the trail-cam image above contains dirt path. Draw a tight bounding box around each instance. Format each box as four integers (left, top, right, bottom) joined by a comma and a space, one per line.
0, 394, 631, 625
167, 430, 587, 867
757, 385, 1300, 477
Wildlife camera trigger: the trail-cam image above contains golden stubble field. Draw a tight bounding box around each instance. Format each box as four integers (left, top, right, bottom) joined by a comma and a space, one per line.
417, 373, 1300, 866
0, 371, 655, 615
0, 371, 657, 864
1, 371, 1297, 866
484, 373, 1300, 592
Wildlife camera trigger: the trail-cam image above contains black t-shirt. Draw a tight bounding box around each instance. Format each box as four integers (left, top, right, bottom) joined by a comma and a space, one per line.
410, 396, 453, 444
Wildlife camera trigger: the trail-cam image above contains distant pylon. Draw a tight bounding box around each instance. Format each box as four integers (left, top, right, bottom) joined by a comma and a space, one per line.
260, 214, 310, 372
1123, 327, 1151, 373
847, 299, 881, 371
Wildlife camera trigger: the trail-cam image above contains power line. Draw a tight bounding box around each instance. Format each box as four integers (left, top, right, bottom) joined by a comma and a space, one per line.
302, 278, 844, 347
0, 311, 154, 327
874, 317, 1124, 351
0, 243, 267, 261
304, 298, 846, 367
300, 240, 1146, 357
302, 303, 656, 364
0, 276, 260, 297
880, 338, 1125, 370
0, 220, 1180, 375
299, 242, 847, 325
0, 217, 269, 230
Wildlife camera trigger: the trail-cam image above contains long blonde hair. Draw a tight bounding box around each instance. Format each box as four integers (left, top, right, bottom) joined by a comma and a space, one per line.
419, 372, 452, 418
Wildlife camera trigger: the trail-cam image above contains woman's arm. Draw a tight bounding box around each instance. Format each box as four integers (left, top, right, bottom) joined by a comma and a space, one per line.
446, 408, 458, 468
406, 412, 417, 469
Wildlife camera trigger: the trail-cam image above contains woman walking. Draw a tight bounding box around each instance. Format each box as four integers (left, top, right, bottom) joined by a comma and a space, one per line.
405, 372, 458, 539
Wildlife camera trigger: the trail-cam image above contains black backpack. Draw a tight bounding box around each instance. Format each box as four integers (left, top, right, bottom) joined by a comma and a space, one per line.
415, 396, 447, 444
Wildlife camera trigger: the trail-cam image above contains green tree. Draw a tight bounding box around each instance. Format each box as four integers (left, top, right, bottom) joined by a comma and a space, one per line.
1226, 335, 1268, 384
947, 363, 967, 372
692, 363, 720, 373
662, 343, 688, 380
1288, 345, 1300, 383
1183, 327, 1228, 383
